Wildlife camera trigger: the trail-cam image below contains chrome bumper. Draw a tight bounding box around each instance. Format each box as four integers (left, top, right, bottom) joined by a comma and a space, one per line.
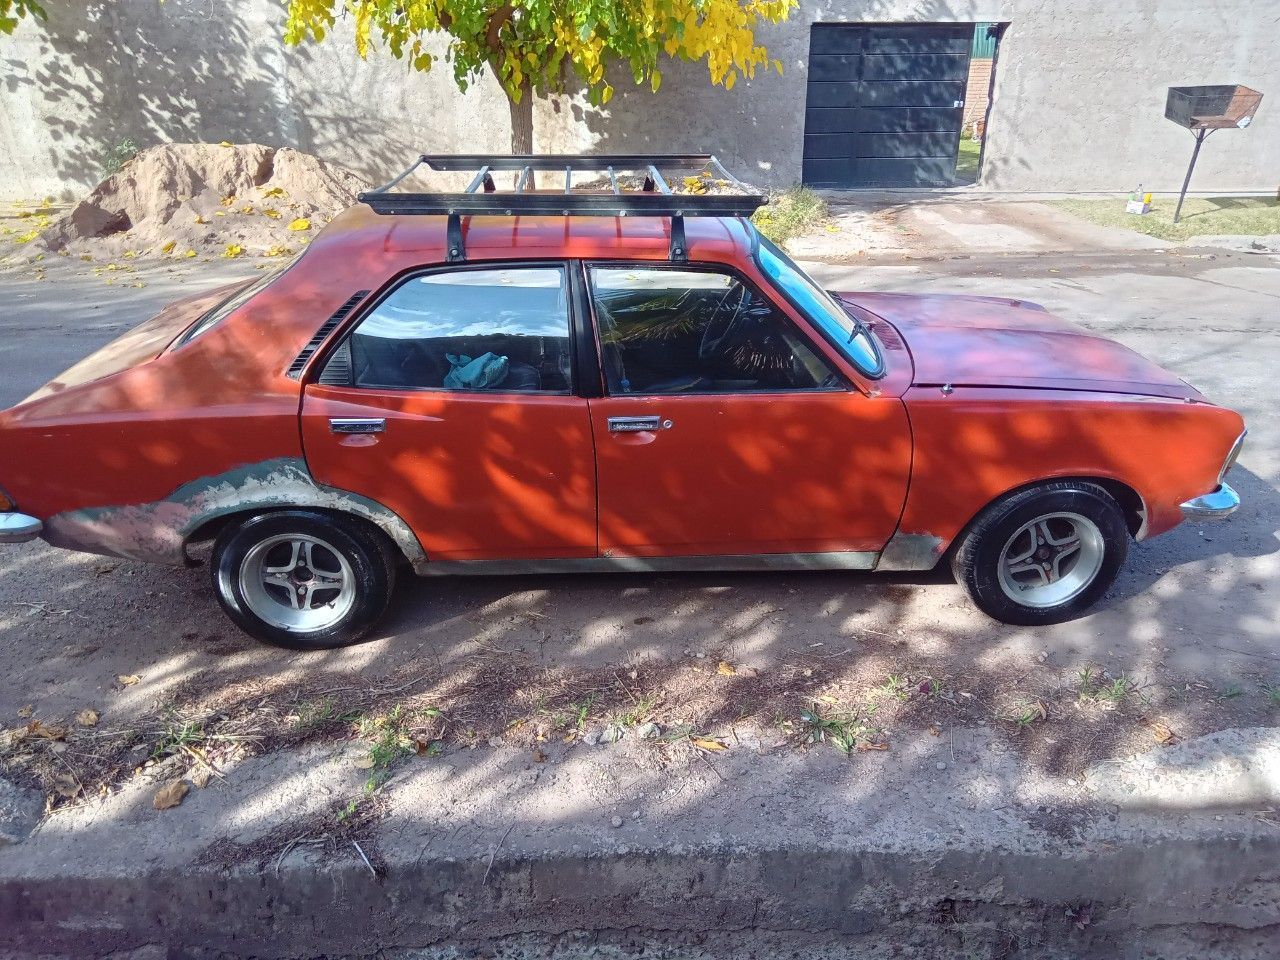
1180, 482, 1240, 521
0, 513, 43, 543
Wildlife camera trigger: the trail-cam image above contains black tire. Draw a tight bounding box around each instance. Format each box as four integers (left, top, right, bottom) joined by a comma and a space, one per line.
212, 510, 397, 650
951, 481, 1129, 626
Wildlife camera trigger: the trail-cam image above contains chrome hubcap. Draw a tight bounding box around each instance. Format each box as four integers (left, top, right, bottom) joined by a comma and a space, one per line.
997, 512, 1105, 608
239, 534, 355, 631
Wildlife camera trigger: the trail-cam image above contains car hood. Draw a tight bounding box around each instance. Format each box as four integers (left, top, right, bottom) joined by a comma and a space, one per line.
836, 291, 1202, 401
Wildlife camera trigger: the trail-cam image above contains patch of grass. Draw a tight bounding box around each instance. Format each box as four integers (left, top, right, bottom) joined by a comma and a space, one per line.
878, 674, 912, 703
1077, 667, 1136, 705
1261, 683, 1280, 707
798, 703, 881, 755
997, 697, 1048, 732
616, 692, 661, 728
751, 187, 829, 246
956, 136, 981, 181
356, 705, 441, 792
292, 697, 362, 732
1217, 684, 1245, 701
1053, 195, 1280, 241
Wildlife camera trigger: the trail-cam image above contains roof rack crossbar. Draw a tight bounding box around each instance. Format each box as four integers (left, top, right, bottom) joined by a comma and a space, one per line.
357, 154, 765, 264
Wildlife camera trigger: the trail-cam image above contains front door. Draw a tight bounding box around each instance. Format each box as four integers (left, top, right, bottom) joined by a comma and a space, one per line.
583, 263, 911, 558
803, 22, 973, 188
301, 263, 597, 561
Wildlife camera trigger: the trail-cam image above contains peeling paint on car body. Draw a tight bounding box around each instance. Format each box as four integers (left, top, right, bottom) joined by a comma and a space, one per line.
41, 458, 428, 572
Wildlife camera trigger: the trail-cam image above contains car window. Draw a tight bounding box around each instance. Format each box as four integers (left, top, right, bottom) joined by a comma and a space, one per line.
753, 234, 883, 378
587, 266, 839, 395
347, 266, 572, 393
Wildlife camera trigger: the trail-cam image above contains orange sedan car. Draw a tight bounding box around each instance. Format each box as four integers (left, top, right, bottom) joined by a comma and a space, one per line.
0, 155, 1245, 648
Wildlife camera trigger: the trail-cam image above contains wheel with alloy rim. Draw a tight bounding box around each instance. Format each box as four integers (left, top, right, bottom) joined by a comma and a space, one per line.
213, 510, 396, 649
952, 482, 1128, 626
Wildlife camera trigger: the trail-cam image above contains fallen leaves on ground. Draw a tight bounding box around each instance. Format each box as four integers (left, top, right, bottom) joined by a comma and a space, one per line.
17, 704, 32, 718
690, 736, 727, 752
716, 661, 736, 676
153, 779, 189, 810
75, 709, 99, 728
117, 674, 141, 686
223, 244, 245, 258
288, 217, 311, 232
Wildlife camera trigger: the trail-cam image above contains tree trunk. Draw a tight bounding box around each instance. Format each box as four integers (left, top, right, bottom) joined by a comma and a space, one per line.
508, 84, 534, 154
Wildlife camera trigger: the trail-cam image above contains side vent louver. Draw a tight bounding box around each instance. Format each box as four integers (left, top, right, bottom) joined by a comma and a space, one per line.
286, 290, 370, 379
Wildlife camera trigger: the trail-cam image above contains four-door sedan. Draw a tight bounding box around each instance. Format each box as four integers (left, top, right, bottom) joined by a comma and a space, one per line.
0, 155, 1245, 648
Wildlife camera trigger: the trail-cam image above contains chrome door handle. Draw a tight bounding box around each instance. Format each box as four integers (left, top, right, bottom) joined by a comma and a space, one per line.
608, 416, 667, 433
329, 417, 385, 435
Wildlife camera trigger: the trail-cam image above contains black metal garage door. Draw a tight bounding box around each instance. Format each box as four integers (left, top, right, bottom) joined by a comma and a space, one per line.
803, 23, 972, 188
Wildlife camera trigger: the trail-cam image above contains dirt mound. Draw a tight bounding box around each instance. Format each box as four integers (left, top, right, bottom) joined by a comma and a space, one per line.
38, 143, 367, 260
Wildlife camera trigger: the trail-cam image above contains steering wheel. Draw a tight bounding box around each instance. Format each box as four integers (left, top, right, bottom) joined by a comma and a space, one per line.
698, 283, 750, 362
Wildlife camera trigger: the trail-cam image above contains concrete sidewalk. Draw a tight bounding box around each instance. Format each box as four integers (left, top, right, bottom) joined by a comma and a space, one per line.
3, 723, 1279, 959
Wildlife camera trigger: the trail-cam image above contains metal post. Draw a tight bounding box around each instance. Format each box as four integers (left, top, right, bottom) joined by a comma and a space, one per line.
1173, 129, 1207, 224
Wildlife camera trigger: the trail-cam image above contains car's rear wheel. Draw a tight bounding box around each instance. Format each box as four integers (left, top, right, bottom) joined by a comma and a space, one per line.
212, 510, 396, 649
951, 481, 1128, 626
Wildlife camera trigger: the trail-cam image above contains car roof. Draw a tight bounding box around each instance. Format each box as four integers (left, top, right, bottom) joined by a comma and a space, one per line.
306, 202, 756, 264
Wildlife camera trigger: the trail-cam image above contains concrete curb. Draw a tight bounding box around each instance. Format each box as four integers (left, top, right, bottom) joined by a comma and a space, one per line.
2, 729, 1279, 958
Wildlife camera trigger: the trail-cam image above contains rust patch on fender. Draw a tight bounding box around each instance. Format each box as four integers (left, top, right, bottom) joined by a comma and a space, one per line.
41, 458, 427, 570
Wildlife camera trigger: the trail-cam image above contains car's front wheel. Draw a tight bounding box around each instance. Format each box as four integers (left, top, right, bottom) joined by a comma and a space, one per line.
951, 481, 1129, 626
212, 510, 396, 649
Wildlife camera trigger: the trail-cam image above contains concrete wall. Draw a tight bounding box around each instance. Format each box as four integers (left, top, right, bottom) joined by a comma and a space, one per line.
1, 0, 1276, 199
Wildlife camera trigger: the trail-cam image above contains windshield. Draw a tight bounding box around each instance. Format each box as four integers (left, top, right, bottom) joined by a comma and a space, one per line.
753, 233, 884, 378
173, 255, 301, 348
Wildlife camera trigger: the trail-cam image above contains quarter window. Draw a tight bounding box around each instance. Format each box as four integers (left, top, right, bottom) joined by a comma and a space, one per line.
587, 266, 839, 395
347, 266, 572, 393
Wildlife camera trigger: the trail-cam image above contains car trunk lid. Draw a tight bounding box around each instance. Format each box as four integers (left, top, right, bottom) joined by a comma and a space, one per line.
17, 280, 252, 406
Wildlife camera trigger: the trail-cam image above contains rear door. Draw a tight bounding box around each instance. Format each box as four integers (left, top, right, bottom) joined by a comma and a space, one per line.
803, 23, 972, 188
583, 263, 911, 559
301, 263, 597, 562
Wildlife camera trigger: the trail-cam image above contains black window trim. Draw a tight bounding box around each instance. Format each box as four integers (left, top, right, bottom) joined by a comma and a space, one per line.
581, 258, 853, 399
313, 259, 586, 398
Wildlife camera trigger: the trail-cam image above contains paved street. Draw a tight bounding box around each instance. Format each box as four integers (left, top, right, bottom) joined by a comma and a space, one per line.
0, 248, 1276, 727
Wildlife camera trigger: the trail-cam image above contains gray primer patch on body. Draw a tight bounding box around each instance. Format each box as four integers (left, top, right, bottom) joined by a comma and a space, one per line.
875, 532, 946, 571
41, 457, 428, 571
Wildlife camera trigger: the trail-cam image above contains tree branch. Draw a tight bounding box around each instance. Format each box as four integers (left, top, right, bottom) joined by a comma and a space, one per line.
484, 2, 515, 55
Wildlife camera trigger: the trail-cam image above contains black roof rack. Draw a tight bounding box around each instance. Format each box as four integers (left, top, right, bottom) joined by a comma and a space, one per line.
357, 154, 764, 262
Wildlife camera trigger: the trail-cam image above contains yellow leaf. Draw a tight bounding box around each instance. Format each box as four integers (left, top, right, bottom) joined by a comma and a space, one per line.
651, 71, 661, 93
690, 736, 727, 752
184, 249, 197, 258
153, 779, 189, 810
193, 215, 206, 225
716, 661, 736, 676
75, 709, 99, 727
161, 240, 176, 253
239, 205, 254, 214
220, 195, 235, 207
218, 141, 233, 147
223, 244, 244, 258
262, 208, 281, 219
117, 674, 140, 686
288, 217, 312, 232
261, 186, 286, 198
725, 72, 737, 91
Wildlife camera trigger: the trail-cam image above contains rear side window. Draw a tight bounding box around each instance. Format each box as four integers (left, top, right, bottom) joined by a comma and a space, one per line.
587, 266, 838, 395
346, 266, 572, 393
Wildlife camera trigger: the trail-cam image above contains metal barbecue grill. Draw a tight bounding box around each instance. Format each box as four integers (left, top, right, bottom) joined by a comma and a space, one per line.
1164, 85, 1263, 223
